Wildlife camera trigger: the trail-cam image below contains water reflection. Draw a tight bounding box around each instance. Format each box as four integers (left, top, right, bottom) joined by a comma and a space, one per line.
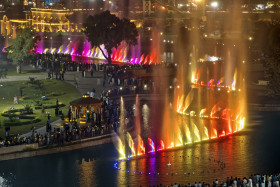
115, 135, 249, 185
113, 99, 261, 185
78, 158, 95, 187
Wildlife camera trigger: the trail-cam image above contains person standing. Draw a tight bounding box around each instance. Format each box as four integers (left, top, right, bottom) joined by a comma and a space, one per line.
14, 95, 18, 104
56, 99, 59, 108
74, 76, 79, 88
68, 108, 72, 122
31, 126, 35, 137
5, 126, 10, 137
20, 87, 23, 97
46, 121, 50, 133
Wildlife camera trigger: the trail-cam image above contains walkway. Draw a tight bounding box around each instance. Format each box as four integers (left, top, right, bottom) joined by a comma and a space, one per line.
20, 119, 62, 137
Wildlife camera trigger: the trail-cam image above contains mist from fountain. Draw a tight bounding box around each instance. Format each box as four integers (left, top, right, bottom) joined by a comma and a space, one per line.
111, 1, 247, 160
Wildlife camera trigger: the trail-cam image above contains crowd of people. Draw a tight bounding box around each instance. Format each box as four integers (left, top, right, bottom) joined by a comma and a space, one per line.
0, 86, 136, 148
101, 64, 164, 96
0, 97, 136, 148
0, 121, 113, 148
145, 174, 280, 187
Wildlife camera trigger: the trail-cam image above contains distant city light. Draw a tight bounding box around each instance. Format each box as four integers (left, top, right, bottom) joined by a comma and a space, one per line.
208, 56, 220, 61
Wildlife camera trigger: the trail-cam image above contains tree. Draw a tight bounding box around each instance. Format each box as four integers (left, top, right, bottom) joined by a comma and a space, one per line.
252, 21, 280, 96
253, 21, 280, 55
7, 28, 40, 73
264, 53, 280, 96
83, 11, 138, 64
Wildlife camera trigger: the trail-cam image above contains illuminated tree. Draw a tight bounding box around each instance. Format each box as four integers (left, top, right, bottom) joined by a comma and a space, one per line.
7, 28, 40, 73
83, 11, 138, 64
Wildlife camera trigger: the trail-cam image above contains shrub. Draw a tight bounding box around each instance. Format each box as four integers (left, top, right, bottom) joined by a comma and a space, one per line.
28, 77, 42, 88
34, 100, 42, 106
7, 113, 17, 122
34, 103, 65, 110
7, 109, 20, 113
28, 77, 35, 83
47, 92, 65, 97
3, 118, 41, 126
19, 115, 35, 119
33, 117, 40, 123
24, 104, 33, 114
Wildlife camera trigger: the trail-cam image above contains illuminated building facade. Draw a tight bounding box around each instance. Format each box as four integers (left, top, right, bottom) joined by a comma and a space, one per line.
30, 8, 94, 32
31, 8, 72, 32
0, 15, 27, 38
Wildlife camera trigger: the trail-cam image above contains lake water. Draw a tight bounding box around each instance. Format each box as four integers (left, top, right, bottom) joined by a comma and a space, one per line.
0, 108, 279, 186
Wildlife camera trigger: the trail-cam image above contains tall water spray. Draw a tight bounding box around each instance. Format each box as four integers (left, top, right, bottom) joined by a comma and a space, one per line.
113, 97, 126, 159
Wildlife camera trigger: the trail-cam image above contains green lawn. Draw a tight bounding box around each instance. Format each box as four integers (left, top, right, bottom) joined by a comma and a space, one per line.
0, 62, 43, 76
0, 79, 81, 138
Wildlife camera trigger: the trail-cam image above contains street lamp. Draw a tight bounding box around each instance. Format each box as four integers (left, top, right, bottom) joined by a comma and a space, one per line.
194, 0, 206, 21
211, 1, 218, 8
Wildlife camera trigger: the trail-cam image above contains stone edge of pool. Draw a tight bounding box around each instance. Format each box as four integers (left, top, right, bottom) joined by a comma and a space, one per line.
0, 133, 113, 162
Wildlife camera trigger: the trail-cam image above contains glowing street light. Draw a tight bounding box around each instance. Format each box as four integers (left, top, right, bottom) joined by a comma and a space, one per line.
210, 1, 218, 8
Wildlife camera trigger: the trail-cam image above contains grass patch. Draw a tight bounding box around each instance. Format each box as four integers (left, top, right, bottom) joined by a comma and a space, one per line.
0, 79, 81, 138
0, 63, 43, 76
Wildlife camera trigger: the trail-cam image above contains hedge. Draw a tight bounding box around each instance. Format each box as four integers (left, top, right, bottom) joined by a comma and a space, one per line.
35, 104, 65, 110
3, 118, 41, 126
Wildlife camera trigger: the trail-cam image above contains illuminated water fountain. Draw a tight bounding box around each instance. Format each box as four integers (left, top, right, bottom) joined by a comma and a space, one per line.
36, 38, 159, 65
115, 59, 246, 160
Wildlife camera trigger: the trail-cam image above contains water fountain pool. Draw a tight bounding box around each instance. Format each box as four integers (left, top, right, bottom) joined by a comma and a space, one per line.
114, 57, 246, 161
